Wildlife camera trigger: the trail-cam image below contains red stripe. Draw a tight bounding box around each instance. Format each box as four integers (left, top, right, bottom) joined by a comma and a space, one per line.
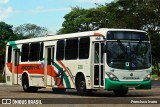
6, 63, 65, 88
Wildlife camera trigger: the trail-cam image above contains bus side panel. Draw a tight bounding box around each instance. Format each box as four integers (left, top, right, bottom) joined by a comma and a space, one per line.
54, 59, 91, 89
5, 45, 12, 85
19, 63, 45, 87
5, 63, 12, 85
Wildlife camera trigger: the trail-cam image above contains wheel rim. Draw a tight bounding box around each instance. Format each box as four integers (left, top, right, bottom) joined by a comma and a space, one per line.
79, 81, 85, 90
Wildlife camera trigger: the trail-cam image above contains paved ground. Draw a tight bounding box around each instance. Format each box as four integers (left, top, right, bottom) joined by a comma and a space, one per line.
0, 81, 160, 106
152, 80, 160, 86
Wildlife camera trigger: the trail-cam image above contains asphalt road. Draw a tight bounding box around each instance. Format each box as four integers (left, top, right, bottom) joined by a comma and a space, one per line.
0, 80, 160, 106
152, 80, 160, 86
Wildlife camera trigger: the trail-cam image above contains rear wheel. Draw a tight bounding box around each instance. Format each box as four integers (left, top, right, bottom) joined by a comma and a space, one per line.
76, 75, 92, 96
22, 75, 38, 92
113, 89, 128, 96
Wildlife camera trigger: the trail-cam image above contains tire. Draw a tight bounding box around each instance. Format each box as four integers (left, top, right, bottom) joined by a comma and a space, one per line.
76, 75, 92, 96
113, 89, 128, 96
22, 75, 30, 92
52, 88, 66, 94
22, 75, 38, 92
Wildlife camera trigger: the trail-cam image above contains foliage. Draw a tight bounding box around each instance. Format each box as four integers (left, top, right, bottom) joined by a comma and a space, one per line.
0, 76, 5, 83
14, 23, 48, 38
152, 74, 159, 80
0, 22, 15, 70
58, 0, 160, 33
0, 21, 15, 52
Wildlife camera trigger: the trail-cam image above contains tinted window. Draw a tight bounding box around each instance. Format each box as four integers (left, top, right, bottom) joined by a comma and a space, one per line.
29, 42, 40, 61
65, 38, 78, 60
7, 46, 12, 63
40, 42, 44, 61
56, 40, 65, 60
107, 31, 149, 41
79, 37, 90, 59
21, 44, 29, 62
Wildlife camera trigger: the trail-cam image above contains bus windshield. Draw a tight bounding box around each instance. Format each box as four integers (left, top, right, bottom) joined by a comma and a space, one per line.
106, 32, 151, 70
107, 41, 151, 70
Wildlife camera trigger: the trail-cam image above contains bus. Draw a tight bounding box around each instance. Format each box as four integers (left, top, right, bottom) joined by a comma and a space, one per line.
5, 28, 152, 96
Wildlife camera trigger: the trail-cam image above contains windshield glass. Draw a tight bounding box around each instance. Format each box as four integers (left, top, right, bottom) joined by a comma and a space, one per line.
107, 41, 151, 70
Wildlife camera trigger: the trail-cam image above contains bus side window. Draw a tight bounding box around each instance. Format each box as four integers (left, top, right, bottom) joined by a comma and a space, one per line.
7, 46, 12, 63
79, 37, 90, 59
56, 40, 65, 60
65, 38, 78, 60
21, 44, 29, 62
29, 42, 40, 61
40, 42, 44, 61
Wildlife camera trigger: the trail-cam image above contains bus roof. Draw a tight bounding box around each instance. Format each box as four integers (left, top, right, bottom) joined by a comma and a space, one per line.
7, 28, 146, 45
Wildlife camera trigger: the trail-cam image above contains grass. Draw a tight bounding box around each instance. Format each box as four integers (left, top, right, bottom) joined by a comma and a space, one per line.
152, 74, 159, 80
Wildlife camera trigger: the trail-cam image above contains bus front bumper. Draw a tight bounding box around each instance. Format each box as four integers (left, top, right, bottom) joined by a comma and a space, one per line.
105, 78, 152, 90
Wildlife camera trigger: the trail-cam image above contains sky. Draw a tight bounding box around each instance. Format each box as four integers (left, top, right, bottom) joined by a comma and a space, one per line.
0, 0, 113, 34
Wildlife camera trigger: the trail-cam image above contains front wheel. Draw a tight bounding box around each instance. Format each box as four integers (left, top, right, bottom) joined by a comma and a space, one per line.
76, 75, 92, 96
113, 89, 128, 96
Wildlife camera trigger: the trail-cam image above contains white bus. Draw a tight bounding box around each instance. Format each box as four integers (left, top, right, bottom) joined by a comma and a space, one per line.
5, 28, 152, 96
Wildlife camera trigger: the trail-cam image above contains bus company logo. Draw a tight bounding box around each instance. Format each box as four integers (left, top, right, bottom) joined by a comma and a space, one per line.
2, 99, 42, 104
130, 73, 133, 77
2, 99, 11, 104
123, 77, 140, 80
21, 65, 40, 70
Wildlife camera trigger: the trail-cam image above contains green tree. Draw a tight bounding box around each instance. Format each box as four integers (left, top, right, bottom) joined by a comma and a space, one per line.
0, 22, 15, 70
57, 6, 108, 34
14, 23, 48, 38
0, 21, 15, 54
57, 7, 87, 34
149, 32, 160, 76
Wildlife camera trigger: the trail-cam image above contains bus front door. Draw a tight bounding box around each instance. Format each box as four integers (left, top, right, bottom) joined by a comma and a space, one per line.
12, 49, 20, 85
45, 46, 55, 86
93, 42, 104, 88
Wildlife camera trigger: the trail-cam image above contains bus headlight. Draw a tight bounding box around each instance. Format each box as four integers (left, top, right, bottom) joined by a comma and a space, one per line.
106, 72, 119, 81
144, 74, 151, 81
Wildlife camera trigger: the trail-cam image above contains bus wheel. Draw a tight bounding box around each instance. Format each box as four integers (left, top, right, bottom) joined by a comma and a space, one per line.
113, 89, 128, 96
22, 75, 30, 92
22, 75, 38, 92
76, 75, 92, 96
52, 88, 66, 93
